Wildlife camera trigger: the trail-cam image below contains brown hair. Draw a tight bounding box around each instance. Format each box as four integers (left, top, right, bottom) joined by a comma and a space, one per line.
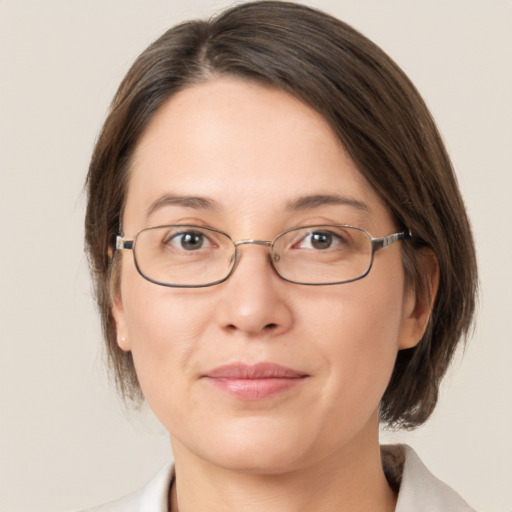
85, 1, 477, 429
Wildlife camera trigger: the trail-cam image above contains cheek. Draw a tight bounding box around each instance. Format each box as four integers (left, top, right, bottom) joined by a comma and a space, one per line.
120, 273, 215, 411
306, 265, 406, 409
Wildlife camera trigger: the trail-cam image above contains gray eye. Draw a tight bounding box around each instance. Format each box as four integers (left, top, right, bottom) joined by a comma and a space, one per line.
298, 231, 344, 250
309, 232, 333, 250
167, 231, 208, 251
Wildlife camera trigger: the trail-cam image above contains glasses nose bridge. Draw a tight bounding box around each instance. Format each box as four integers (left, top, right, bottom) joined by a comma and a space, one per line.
234, 239, 273, 248
230, 239, 277, 276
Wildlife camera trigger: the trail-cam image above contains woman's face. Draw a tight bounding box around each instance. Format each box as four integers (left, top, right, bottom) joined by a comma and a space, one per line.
113, 78, 424, 473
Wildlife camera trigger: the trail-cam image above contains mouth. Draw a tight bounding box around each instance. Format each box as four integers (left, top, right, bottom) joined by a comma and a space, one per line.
201, 362, 309, 400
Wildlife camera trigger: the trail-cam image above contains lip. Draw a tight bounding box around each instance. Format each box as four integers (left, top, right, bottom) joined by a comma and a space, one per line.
202, 362, 309, 400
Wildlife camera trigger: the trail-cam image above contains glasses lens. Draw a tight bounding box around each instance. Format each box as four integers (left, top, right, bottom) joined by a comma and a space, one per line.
133, 225, 235, 286
273, 225, 372, 284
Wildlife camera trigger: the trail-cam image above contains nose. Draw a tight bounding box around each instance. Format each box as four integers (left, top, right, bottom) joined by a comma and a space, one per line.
216, 243, 293, 337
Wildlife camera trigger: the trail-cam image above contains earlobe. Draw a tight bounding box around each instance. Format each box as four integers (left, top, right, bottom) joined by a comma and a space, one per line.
398, 248, 439, 350
112, 294, 131, 351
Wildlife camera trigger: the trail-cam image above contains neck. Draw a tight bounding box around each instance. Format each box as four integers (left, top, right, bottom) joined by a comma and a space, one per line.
169, 432, 396, 512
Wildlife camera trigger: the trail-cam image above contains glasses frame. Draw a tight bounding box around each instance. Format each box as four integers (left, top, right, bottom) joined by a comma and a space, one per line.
115, 224, 411, 288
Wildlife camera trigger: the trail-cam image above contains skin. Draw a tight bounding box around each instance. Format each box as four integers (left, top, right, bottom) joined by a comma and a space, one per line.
113, 78, 435, 512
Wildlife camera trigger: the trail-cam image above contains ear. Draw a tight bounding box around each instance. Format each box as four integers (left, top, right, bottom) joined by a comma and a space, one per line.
112, 292, 131, 352
398, 248, 439, 350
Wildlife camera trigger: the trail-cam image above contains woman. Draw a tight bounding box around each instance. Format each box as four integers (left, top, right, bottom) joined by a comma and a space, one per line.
83, 1, 477, 510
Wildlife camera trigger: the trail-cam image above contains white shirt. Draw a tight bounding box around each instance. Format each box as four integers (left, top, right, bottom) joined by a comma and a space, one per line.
80, 445, 476, 512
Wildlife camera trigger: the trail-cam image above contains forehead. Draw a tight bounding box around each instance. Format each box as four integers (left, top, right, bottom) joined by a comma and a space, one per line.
124, 78, 392, 233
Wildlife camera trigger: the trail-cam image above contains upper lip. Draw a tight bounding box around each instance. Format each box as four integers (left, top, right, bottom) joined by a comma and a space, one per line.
203, 362, 308, 379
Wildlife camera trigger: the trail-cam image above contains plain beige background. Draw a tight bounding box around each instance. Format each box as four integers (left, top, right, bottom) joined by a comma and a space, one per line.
0, 1, 511, 511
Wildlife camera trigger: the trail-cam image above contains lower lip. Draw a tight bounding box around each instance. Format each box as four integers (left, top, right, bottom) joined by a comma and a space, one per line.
204, 377, 306, 400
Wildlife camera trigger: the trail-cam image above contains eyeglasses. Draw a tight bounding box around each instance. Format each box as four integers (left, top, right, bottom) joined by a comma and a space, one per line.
115, 224, 410, 288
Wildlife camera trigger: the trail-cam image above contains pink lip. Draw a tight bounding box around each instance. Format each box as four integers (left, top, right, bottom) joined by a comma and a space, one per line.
202, 363, 308, 400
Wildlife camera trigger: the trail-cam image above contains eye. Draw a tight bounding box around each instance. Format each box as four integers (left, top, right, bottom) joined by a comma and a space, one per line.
164, 230, 213, 251
296, 230, 346, 250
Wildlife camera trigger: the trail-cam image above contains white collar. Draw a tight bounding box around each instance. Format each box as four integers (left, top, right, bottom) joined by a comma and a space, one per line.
82, 444, 476, 512
386, 445, 475, 512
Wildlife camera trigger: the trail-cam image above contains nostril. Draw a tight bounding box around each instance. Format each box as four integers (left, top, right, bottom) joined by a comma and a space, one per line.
265, 323, 278, 330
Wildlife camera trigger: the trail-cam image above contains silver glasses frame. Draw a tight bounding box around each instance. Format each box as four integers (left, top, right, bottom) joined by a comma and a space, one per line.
115, 224, 411, 288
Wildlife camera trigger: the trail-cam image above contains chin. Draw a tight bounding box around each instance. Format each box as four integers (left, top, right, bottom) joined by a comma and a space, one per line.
178, 416, 316, 475
208, 445, 307, 476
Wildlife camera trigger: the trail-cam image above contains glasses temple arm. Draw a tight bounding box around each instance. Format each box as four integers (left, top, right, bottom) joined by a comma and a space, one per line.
116, 235, 134, 251
372, 230, 412, 251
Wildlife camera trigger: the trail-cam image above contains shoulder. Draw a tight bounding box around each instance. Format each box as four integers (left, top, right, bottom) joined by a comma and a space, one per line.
383, 444, 477, 512
77, 463, 174, 512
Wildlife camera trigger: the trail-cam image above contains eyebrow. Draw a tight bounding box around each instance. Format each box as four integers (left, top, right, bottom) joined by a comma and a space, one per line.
286, 194, 372, 214
145, 192, 371, 219
146, 194, 219, 218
